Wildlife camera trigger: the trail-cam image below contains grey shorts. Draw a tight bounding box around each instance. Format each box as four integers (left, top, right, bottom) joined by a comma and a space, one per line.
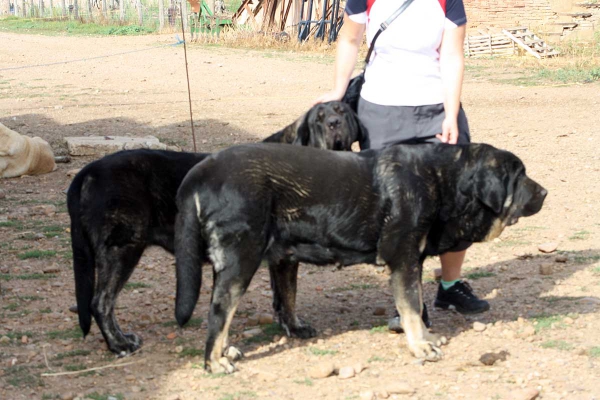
357, 98, 471, 150
357, 98, 472, 253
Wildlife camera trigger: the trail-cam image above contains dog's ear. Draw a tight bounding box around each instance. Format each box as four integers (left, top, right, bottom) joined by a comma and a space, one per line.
262, 112, 307, 144
292, 111, 311, 146
460, 166, 507, 215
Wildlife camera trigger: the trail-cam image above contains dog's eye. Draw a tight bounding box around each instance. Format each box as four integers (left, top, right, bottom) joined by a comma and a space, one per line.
318, 111, 325, 119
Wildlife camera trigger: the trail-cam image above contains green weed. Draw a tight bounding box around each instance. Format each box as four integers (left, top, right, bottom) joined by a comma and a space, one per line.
540, 340, 573, 351
308, 347, 338, 356
17, 249, 56, 259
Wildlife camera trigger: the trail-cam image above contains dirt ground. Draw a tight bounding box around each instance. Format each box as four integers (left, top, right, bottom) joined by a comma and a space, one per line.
1, 32, 599, 400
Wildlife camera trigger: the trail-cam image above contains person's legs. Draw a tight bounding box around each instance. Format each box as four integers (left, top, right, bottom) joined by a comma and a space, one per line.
434, 248, 490, 314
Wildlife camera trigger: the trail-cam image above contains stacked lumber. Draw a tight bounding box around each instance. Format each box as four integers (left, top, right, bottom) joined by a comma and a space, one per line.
464, 33, 516, 58
233, 0, 296, 31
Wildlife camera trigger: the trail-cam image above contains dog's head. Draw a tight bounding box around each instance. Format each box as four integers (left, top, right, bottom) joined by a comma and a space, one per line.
452, 144, 547, 242
293, 101, 366, 150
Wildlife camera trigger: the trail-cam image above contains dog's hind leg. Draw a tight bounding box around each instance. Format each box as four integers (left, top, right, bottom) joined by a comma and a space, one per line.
92, 244, 144, 356
269, 258, 317, 339
204, 242, 264, 374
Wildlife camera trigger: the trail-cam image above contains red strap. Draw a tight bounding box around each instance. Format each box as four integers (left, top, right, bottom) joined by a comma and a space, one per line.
438, 0, 446, 13
367, 0, 376, 16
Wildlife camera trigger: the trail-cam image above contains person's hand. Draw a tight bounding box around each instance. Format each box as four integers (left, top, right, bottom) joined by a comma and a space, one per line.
313, 89, 346, 106
437, 117, 459, 145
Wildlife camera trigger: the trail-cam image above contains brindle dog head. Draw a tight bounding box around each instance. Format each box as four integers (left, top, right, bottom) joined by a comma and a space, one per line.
454, 144, 547, 242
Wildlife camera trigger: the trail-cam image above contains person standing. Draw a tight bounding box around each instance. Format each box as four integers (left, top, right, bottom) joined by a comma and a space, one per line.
315, 0, 490, 327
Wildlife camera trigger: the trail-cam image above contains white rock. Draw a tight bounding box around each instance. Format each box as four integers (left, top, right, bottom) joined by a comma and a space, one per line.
338, 366, 355, 379
473, 322, 487, 332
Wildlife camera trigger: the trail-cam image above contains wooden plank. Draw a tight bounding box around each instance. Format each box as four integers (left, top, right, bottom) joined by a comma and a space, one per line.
502, 29, 541, 59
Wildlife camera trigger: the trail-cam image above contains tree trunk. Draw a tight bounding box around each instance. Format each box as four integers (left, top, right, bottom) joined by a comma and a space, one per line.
61, 0, 66, 16
21, 0, 27, 16
73, 0, 79, 18
86, 0, 92, 19
101, 0, 106, 17
136, 0, 142, 25
119, 0, 124, 21
158, 0, 164, 31
49, 0, 53, 16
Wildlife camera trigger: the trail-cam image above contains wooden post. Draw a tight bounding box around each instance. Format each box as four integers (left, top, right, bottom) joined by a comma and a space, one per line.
488, 34, 492, 57
181, 0, 188, 31
158, 0, 165, 31
137, 0, 142, 25
1, 0, 10, 15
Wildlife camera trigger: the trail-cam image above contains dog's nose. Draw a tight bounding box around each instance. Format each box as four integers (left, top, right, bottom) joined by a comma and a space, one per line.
539, 188, 548, 199
327, 116, 341, 129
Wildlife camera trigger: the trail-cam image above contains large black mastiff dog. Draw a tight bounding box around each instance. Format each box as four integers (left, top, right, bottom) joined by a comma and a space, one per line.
174, 143, 547, 373
67, 101, 365, 356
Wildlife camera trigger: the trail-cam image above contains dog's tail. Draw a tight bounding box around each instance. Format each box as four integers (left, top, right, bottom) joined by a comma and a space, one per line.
67, 172, 95, 338
174, 192, 206, 327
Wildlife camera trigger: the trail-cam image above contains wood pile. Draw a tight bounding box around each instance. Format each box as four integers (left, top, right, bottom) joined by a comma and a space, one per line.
464, 33, 516, 58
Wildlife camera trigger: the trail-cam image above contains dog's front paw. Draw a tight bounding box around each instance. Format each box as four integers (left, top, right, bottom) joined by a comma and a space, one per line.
423, 332, 447, 347
224, 346, 244, 362
207, 357, 236, 374
288, 321, 317, 339
408, 340, 443, 362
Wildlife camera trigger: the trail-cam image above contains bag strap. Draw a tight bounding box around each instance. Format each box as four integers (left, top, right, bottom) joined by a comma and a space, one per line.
363, 0, 415, 65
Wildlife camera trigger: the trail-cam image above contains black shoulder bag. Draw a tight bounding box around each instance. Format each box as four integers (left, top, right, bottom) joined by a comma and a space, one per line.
341, 0, 416, 112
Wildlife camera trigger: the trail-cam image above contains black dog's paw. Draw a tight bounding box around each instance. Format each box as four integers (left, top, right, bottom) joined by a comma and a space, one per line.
110, 333, 143, 357
289, 323, 317, 339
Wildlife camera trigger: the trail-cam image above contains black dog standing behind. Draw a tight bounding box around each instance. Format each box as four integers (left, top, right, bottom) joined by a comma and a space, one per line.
174, 143, 547, 373
67, 101, 366, 356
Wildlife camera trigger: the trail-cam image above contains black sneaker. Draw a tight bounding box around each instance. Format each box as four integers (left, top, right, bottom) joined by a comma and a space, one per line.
434, 281, 490, 314
388, 303, 431, 333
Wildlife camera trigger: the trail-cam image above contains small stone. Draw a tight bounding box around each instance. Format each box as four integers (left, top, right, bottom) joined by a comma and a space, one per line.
538, 242, 558, 253
507, 132, 518, 138
555, 255, 568, 263
385, 382, 414, 394
378, 390, 390, 399
278, 336, 288, 345
246, 316, 259, 326
353, 363, 364, 374
131, 386, 141, 393
308, 361, 336, 379
175, 346, 183, 353
510, 388, 539, 400
0, 336, 10, 344
43, 264, 61, 274
373, 306, 386, 316
323, 328, 333, 336
67, 169, 81, 177
125, 374, 136, 381
563, 317, 574, 324
61, 393, 75, 400
359, 391, 375, 400
258, 313, 274, 325
479, 350, 509, 366
433, 268, 442, 281
521, 326, 536, 338
473, 322, 487, 332
166, 332, 177, 340
242, 328, 263, 338
68, 305, 78, 314
539, 263, 553, 275
338, 366, 355, 379
21, 336, 28, 344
